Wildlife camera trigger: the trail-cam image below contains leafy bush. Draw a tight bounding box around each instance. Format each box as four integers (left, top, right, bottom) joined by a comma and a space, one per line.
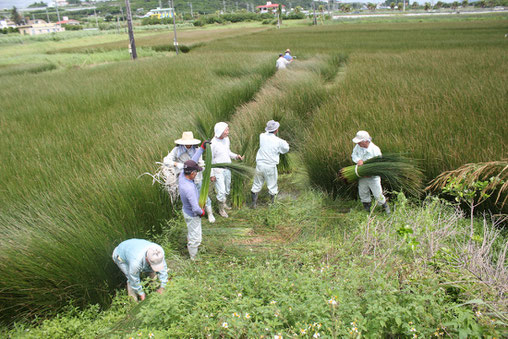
62, 24, 83, 31
151, 44, 191, 53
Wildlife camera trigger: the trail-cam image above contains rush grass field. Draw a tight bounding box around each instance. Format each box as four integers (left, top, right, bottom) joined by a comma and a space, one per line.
0, 15, 507, 333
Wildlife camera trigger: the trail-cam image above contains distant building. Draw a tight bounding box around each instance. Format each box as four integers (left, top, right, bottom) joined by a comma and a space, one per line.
56, 16, 81, 25
0, 20, 17, 29
256, 1, 286, 14
143, 7, 174, 18
55, 0, 69, 6
18, 22, 65, 35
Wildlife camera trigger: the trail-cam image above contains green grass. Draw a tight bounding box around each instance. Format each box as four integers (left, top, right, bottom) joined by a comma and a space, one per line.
0, 16, 507, 330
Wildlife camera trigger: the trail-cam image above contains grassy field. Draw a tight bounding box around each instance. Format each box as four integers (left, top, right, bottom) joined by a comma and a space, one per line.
0, 14, 507, 335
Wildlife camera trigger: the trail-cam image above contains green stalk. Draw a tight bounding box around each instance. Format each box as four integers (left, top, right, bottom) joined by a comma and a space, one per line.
199, 143, 213, 209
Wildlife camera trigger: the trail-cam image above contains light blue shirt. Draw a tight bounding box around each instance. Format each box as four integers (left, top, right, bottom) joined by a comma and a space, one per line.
179, 147, 204, 217
113, 239, 168, 295
351, 142, 382, 163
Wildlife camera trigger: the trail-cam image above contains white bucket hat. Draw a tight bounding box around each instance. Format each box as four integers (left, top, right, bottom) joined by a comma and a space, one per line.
175, 131, 200, 145
265, 120, 280, 132
352, 130, 371, 143
214, 122, 228, 138
146, 245, 165, 272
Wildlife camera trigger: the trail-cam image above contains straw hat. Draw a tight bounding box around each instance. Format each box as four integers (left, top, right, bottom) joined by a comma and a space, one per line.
175, 131, 200, 145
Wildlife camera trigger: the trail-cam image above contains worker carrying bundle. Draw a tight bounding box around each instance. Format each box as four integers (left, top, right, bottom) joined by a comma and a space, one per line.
349, 130, 391, 214
112, 239, 168, 302
250, 120, 290, 208
163, 131, 215, 223
178, 141, 209, 260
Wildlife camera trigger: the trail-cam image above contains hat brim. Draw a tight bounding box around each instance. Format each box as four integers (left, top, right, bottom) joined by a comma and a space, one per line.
352, 137, 364, 143
150, 261, 164, 272
175, 138, 201, 145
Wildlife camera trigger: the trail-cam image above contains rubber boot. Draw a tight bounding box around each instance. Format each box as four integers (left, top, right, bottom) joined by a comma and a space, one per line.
251, 191, 259, 209
218, 202, 229, 218
270, 194, 276, 204
362, 202, 371, 212
205, 205, 215, 223
382, 202, 391, 215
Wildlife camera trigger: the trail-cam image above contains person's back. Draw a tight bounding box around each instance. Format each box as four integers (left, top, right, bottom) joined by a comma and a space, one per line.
256, 132, 289, 167
276, 56, 289, 70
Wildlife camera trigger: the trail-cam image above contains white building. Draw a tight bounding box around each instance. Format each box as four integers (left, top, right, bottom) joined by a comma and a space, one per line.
256, 2, 286, 14
143, 7, 174, 18
0, 20, 17, 29
18, 21, 65, 35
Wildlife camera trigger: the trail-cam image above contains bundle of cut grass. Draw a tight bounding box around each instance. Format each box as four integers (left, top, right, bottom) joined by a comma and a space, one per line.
199, 143, 213, 208
340, 153, 424, 198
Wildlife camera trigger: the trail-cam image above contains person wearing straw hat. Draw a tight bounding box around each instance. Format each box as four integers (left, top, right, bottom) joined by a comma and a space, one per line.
112, 238, 168, 302
351, 130, 391, 215
250, 120, 290, 208
163, 131, 215, 223
210, 122, 244, 218
283, 48, 293, 61
179, 142, 208, 260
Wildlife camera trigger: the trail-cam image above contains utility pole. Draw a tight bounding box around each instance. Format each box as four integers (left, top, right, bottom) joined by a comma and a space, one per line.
159, 0, 162, 8
312, 1, 317, 25
55, 0, 61, 22
45, 7, 50, 22
189, 2, 193, 17
120, 5, 126, 33
170, 0, 179, 55
223, 0, 226, 13
236, 2, 238, 12
116, 15, 120, 33
94, 8, 99, 28
125, 0, 137, 59
403, 0, 406, 11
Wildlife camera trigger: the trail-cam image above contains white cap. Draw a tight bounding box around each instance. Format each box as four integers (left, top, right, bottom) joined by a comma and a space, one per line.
214, 122, 228, 138
146, 245, 165, 272
265, 120, 280, 132
352, 130, 371, 143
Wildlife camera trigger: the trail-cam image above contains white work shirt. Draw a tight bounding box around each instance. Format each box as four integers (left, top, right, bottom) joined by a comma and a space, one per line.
276, 57, 290, 69
256, 132, 290, 167
211, 136, 238, 176
351, 142, 382, 163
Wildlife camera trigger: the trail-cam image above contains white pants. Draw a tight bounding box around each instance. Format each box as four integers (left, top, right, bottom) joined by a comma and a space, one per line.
358, 176, 386, 204
214, 169, 231, 203
251, 164, 278, 195
183, 210, 202, 259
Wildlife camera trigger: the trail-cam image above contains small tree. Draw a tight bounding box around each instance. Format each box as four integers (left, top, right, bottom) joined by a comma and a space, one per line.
398, 2, 404, 10
424, 2, 431, 10
412, 1, 419, 8
461, 0, 468, 7
451, 1, 459, 9
295, 6, 302, 14
390, 2, 396, 9
11, 6, 23, 25
434, 1, 444, 8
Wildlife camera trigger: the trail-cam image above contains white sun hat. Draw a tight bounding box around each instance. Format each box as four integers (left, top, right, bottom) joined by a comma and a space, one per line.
265, 120, 280, 132
352, 130, 372, 143
175, 131, 201, 145
214, 122, 228, 138
146, 245, 165, 272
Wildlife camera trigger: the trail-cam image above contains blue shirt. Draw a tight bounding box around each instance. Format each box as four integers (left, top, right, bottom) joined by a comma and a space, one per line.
179, 147, 204, 217
284, 53, 293, 61
113, 239, 168, 295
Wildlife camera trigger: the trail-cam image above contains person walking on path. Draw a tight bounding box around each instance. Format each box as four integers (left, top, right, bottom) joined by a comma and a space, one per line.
250, 120, 290, 208
164, 131, 215, 223
112, 238, 168, 302
276, 53, 290, 70
178, 141, 208, 260
210, 122, 244, 218
351, 130, 391, 214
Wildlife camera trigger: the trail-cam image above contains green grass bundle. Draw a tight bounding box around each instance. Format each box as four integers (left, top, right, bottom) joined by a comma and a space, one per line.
340, 153, 424, 198
199, 143, 213, 209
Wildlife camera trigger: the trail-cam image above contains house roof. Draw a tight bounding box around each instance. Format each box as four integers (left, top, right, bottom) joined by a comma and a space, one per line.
56, 19, 80, 24
256, 4, 285, 8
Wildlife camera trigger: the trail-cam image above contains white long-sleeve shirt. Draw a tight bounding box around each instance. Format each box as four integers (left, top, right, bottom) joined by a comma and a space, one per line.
255, 132, 290, 167
163, 145, 205, 182
276, 57, 290, 70
211, 137, 238, 176
351, 142, 382, 164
